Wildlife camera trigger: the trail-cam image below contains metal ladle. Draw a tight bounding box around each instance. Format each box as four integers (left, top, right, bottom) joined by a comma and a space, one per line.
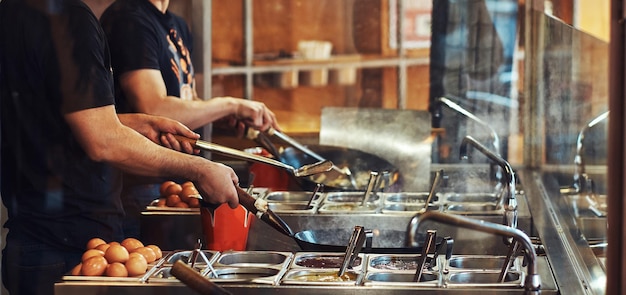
173, 135, 333, 177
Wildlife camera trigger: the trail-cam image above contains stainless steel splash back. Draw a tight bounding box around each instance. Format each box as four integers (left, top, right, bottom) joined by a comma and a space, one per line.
320, 107, 433, 192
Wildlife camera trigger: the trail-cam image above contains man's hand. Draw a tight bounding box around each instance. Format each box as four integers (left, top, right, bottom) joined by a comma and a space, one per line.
118, 113, 199, 154
230, 98, 280, 132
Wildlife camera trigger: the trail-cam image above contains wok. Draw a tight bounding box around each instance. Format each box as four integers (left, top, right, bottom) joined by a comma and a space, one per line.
279, 145, 400, 191
293, 228, 442, 254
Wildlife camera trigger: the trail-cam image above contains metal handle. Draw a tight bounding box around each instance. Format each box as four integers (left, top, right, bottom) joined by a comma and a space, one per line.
173, 135, 333, 177
170, 260, 232, 295
414, 230, 437, 282
338, 226, 366, 277
174, 135, 297, 171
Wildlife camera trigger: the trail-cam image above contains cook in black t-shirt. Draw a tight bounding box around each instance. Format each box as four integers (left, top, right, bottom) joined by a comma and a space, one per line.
0, 0, 123, 294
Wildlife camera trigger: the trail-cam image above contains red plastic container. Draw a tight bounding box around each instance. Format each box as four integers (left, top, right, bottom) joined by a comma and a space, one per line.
200, 204, 254, 251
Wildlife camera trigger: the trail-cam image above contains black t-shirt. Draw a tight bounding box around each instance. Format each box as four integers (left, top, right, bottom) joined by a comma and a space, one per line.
100, 0, 196, 114
0, 0, 124, 250
100, 0, 196, 189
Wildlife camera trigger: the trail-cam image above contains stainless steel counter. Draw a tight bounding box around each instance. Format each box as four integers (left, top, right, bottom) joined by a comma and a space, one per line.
54, 256, 557, 295
56, 165, 609, 294
522, 168, 607, 295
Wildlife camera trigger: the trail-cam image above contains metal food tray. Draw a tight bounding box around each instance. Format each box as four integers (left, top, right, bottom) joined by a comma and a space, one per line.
267, 202, 318, 214
145, 250, 218, 283
61, 274, 145, 283
145, 203, 200, 212
365, 253, 440, 273
151, 265, 286, 285
161, 250, 220, 266
322, 192, 381, 205
207, 251, 294, 285
144, 187, 269, 212
213, 251, 293, 269
382, 192, 440, 204
442, 192, 500, 204
289, 252, 366, 272
62, 256, 168, 283
443, 203, 504, 215
317, 203, 380, 214
263, 191, 324, 204
445, 271, 525, 289
280, 269, 362, 286
380, 203, 442, 215
447, 255, 521, 272
362, 271, 441, 287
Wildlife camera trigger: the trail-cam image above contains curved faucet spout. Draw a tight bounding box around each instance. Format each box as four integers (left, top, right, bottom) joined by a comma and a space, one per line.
573, 111, 609, 194
438, 97, 501, 156
460, 135, 517, 229
407, 211, 540, 292
438, 96, 502, 183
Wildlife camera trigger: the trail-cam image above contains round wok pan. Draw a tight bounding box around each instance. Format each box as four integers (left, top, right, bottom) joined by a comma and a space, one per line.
293, 228, 442, 254
278, 145, 400, 191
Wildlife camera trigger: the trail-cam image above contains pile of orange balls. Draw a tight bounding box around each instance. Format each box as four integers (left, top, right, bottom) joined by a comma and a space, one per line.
72, 237, 163, 277
154, 180, 202, 208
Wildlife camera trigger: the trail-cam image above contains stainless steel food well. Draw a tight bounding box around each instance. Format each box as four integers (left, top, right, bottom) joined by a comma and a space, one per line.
264, 191, 324, 204
363, 271, 440, 287
164, 250, 219, 266
154, 264, 286, 285
213, 251, 293, 269
366, 254, 438, 272
381, 203, 441, 214
317, 203, 380, 214
447, 271, 524, 288
447, 255, 520, 271
290, 252, 365, 272
380, 192, 441, 215
444, 203, 503, 215
267, 202, 318, 214
323, 192, 381, 204
201, 267, 283, 284
443, 192, 499, 203
281, 269, 361, 286
384, 192, 440, 204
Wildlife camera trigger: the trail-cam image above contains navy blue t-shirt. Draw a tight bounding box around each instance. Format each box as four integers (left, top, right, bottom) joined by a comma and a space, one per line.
0, 0, 124, 250
100, 0, 196, 114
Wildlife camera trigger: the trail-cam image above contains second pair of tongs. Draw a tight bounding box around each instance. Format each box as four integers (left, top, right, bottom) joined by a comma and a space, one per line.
173, 135, 332, 177
265, 128, 359, 189
338, 226, 368, 277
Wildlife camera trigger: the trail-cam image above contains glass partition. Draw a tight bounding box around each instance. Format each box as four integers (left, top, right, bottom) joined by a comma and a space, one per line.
527, 6, 609, 294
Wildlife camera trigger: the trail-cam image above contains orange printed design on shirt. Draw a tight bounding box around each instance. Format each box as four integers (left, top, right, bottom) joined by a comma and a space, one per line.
166, 28, 194, 98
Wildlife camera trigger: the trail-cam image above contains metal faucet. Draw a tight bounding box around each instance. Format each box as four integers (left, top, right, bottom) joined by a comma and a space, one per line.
573, 111, 609, 194
406, 211, 541, 292
460, 135, 517, 230
437, 96, 502, 183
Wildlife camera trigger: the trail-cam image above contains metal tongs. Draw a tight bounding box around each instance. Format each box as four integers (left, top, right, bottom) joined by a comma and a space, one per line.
414, 230, 437, 282
422, 169, 444, 213
338, 226, 368, 277
265, 128, 359, 188
173, 135, 333, 177
361, 171, 380, 207
188, 239, 218, 279
498, 239, 519, 283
